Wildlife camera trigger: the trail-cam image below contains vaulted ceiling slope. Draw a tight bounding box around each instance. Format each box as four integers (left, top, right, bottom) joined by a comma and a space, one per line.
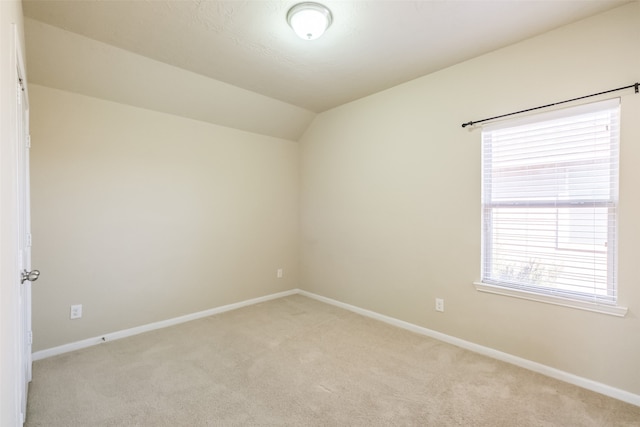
24, 18, 315, 141
23, 0, 629, 140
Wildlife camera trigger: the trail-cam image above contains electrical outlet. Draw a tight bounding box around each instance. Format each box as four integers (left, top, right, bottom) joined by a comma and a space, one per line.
70, 304, 82, 319
435, 298, 444, 312
277, 268, 283, 278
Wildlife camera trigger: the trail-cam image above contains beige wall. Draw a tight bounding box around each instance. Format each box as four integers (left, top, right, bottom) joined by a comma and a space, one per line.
30, 85, 299, 351
300, 2, 640, 396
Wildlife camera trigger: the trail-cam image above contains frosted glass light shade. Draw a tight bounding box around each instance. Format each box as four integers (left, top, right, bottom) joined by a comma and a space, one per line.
287, 2, 333, 40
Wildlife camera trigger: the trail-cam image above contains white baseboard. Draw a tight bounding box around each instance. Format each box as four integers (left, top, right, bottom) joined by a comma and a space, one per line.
33, 287, 640, 407
32, 289, 298, 361
297, 289, 640, 408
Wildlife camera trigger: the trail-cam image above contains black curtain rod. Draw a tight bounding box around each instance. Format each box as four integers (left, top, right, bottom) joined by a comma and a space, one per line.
461, 82, 639, 128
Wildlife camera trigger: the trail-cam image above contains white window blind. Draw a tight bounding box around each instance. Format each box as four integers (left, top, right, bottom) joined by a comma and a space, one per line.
481, 98, 620, 304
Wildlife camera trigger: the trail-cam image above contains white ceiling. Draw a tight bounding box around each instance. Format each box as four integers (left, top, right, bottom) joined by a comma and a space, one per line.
23, 0, 629, 114
23, 0, 633, 142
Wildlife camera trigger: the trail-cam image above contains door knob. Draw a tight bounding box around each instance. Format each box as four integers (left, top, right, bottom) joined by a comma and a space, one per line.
21, 269, 40, 284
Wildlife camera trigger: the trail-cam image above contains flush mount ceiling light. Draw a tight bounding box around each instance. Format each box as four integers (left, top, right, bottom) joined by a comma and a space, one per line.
287, 2, 333, 40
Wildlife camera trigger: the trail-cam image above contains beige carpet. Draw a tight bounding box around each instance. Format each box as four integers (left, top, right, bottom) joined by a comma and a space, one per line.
26, 294, 640, 426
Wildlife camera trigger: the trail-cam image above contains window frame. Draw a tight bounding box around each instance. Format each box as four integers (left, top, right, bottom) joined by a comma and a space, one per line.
476, 98, 627, 317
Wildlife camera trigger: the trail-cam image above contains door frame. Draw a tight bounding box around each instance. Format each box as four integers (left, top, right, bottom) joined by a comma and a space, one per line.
1, 19, 32, 425
16, 28, 32, 423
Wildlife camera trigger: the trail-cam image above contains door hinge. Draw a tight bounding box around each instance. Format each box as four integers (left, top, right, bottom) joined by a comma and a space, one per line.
28, 331, 33, 345
26, 134, 31, 148
26, 233, 32, 247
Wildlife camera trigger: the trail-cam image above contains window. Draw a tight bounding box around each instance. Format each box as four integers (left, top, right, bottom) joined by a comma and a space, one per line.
479, 99, 621, 310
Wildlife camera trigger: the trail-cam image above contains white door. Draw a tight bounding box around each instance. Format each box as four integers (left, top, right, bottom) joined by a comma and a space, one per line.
16, 57, 36, 424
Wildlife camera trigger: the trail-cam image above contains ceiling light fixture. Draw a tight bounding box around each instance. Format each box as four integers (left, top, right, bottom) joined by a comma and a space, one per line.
287, 2, 333, 41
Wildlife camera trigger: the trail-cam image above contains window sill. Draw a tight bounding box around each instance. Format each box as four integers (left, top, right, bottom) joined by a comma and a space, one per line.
473, 282, 628, 317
